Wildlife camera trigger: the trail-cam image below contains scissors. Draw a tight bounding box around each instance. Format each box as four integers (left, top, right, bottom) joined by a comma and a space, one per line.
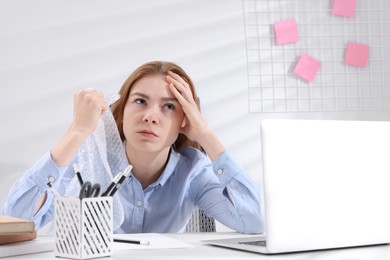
79, 181, 101, 200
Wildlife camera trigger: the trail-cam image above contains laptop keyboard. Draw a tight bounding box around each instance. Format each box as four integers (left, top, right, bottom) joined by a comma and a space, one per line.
239, 240, 267, 247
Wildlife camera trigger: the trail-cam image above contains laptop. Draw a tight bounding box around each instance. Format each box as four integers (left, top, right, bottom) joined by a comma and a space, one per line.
206, 119, 390, 254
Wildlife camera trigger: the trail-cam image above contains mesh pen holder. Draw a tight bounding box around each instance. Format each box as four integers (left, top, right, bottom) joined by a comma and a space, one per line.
54, 197, 113, 259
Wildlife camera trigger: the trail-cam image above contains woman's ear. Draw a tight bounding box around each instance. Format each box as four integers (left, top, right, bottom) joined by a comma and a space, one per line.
181, 118, 187, 128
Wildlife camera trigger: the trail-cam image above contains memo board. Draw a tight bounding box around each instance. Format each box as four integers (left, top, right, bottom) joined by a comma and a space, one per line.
243, 0, 390, 113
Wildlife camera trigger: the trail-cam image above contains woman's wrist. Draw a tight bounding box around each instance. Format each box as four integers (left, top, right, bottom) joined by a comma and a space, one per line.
197, 131, 225, 161
51, 125, 86, 166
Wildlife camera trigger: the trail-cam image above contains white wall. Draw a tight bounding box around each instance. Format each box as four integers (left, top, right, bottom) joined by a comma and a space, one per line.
1, 0, 389, 230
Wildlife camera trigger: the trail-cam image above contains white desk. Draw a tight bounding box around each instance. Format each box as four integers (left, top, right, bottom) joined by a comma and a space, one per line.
5, 232, 390, 259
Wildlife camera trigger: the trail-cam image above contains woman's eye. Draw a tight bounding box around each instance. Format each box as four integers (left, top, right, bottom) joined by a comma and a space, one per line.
135, 98, 146, 105
164, 103, 175, 110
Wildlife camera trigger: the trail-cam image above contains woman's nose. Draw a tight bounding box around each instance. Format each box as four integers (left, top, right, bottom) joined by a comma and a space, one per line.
142, 107, 159, 124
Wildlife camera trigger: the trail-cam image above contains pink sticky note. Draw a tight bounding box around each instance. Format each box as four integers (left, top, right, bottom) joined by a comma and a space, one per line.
345, 42, 369, 67
332, 0, 356, 17
293, 53, 321, 82
274, 19, 298, 45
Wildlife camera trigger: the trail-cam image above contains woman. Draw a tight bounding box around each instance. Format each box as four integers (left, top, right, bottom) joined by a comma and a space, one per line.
3, 61, 263, 234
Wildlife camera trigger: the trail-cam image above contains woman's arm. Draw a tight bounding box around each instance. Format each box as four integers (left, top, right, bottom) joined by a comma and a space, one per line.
166, 72, 263, 233
2, 152, 74, 229
190, 152, 263, 234
51, 89, 108, 166
3, 89, 107, 228
166, 72, 225, 161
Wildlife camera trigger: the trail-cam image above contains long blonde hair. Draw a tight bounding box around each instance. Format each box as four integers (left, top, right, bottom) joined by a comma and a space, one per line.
111, 61, 201, 151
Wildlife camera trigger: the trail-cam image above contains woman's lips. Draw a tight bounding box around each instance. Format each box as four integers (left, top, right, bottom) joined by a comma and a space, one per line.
138, 130, 158, 137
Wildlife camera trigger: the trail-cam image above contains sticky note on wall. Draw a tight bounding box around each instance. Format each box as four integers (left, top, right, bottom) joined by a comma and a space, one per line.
293, 53, 321, 82
345, 42, 369, 67
274, 19, 298, 45
332, 0, 357, 17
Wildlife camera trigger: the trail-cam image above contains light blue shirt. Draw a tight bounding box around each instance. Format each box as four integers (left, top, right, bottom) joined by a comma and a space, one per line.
2, 147, 263, 234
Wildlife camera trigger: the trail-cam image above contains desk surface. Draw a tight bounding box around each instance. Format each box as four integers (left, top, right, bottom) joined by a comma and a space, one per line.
5, 232, 390, 260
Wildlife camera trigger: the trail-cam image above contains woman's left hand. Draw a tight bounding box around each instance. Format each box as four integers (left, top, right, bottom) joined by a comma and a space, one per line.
166, 71, 225, 160
166, 71, 209, 142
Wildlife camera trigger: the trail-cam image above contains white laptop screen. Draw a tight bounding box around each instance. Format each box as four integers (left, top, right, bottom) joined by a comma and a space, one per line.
260, 119, 390, 253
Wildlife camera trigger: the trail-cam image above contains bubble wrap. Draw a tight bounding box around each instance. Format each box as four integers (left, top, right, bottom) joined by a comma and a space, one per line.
65, 106, 127, 231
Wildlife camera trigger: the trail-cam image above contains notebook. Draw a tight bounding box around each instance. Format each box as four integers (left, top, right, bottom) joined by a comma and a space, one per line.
206, 119, 390, 254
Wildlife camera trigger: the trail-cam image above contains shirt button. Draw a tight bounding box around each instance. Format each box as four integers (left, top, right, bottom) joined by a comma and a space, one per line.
137, 201, 143, 207
217, 169, 223, 175
48, 176, 55, 183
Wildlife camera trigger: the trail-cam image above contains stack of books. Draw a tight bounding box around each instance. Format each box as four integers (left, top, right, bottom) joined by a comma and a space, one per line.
0, 215, 36, 245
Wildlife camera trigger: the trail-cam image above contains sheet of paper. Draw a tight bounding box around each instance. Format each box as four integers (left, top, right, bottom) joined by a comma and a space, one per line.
332, 0, 356, 17
0, 235, 54, 258
274, 19, 298, 45
345, 42, 369, 67
293, 53, 321, 82
113, 233, 193, 250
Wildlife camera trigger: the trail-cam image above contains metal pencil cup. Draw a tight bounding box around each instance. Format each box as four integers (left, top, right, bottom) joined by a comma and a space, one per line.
54, 197, 113, 259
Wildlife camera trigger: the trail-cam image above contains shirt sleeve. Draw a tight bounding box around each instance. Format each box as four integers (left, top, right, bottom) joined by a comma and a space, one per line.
190, 151, 264, 234
2, 151, 72, 229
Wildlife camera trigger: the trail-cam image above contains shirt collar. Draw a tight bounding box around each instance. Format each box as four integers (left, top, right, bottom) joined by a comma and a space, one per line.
146, 148, 180, 188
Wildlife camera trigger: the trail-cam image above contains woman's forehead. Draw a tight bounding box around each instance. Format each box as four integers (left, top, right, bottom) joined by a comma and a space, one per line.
130, 74, 173, 97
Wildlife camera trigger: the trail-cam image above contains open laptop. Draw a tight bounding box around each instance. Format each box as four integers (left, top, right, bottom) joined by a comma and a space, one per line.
206, 119, 390, 254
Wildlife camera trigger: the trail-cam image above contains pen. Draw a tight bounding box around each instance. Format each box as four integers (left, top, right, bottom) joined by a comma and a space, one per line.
113, 238, 150, 246
47, 182, 61, 198
108, 165, 132, 196
101, 170, 124, 196
73, 163, 83, 186
101, 165, 132, 197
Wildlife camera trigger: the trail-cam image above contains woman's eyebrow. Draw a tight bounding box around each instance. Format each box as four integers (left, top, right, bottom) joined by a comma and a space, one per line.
161, 97, 178, 102
130, 92, 178, 102
130, 92, 149, 99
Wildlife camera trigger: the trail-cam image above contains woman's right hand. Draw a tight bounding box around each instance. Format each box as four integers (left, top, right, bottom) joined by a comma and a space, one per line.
71, 89, 108, 139
51, 89, 108, 166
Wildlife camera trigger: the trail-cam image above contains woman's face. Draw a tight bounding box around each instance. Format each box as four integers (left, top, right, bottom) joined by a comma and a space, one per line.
123, 74, 185, 154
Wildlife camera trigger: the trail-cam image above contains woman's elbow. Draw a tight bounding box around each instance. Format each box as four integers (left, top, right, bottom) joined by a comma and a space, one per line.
242, 214, 264, 234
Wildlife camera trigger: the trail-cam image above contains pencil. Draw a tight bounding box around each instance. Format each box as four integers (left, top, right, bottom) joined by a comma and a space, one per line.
114, 238, 150, 246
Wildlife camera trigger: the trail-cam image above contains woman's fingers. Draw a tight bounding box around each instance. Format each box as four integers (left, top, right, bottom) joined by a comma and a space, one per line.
75, 89, 107, 111
166, 71, 196, 105
168, 83, 186, 104
167, 75, 210, 142
72, 89, 108, 137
